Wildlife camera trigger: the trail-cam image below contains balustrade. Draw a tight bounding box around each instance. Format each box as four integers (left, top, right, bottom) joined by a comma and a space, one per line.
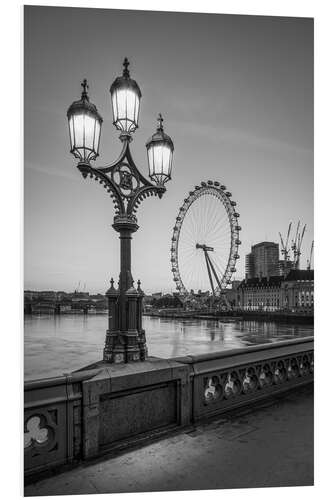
24, 337, 313, 481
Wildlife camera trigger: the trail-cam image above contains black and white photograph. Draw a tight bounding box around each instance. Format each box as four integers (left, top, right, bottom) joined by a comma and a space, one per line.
20, 2, 317, 497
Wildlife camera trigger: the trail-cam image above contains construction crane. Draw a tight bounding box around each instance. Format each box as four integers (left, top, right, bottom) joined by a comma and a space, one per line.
291, 221, 300, 266
279, 222, 292, 270
307, 241, 314, 270
294, 224, 306, 269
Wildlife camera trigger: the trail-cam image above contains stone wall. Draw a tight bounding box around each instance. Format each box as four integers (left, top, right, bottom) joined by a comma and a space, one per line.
24, 337, 314, 481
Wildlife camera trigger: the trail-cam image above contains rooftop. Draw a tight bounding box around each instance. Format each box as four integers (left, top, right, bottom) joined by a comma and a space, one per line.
240, 269, 314, 288
286, 269, 314, 281
241, 275, 284, 287
252, 241, 279, 248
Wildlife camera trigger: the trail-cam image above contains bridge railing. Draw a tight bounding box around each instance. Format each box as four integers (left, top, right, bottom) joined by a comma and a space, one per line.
172, 337, 314, 422
24, 369, 100, 479
24, 337, 313, 481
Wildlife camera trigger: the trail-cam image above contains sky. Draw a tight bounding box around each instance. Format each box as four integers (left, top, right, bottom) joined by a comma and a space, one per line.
24, 6, 313, 294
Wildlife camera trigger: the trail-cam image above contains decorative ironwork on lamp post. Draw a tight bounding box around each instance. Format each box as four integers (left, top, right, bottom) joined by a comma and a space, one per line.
67, 58, 174, 363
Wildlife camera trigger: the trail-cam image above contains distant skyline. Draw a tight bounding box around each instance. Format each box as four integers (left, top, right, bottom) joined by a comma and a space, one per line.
24, 6, 313, 294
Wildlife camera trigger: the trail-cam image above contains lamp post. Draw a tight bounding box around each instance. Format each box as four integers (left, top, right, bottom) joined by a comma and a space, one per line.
67, 58, 174, 363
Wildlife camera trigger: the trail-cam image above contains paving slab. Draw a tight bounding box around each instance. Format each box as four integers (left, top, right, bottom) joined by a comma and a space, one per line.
25, 385, 313, 496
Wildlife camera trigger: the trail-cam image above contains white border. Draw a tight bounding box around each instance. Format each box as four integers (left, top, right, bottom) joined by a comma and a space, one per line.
1, 1, 332, 499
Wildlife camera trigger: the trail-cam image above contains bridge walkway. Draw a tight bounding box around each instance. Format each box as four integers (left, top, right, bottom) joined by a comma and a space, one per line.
25, 385, 313, 496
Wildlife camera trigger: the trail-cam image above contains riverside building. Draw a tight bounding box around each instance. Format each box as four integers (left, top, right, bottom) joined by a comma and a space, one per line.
245, 241, 280, 279
237, 269, 314, 313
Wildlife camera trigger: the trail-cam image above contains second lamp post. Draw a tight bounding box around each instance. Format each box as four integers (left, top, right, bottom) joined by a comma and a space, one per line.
67, 58, 174, 363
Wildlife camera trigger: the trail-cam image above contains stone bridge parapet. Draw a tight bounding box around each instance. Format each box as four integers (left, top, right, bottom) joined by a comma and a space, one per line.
24, 337, 313, 481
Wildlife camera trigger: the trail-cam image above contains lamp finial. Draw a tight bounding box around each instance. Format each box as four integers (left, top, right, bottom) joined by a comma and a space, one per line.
123, 58, 130, 78
157, 113, 164, 132
81, 79, 89, 100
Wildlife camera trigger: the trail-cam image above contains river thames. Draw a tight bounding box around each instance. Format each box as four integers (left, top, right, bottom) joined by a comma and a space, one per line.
24, 314, 314, 380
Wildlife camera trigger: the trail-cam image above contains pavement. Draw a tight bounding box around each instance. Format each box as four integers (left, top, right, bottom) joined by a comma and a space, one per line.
25, 385, 313, 496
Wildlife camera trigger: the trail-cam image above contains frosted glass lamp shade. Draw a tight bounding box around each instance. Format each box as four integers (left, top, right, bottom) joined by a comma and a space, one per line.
146, 114, 174, 185
67, 79, 102, 164
110, 58, 141, 134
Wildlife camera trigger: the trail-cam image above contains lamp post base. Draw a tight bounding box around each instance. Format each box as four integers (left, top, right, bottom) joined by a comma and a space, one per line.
103, 278, 147, 364
102, 215, 148, 364
103, 332, 143, 363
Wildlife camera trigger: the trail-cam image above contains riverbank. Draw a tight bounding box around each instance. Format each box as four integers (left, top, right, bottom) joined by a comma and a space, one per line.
144, 309, 314, 324
25, 309, 313, 324
24, 309, 108, 316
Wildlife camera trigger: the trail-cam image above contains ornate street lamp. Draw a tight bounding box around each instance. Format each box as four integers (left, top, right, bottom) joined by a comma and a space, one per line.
67, 79, 103, 163
146, 114, 174, 185
67, 58, 174, 364
110, 57, 141, 135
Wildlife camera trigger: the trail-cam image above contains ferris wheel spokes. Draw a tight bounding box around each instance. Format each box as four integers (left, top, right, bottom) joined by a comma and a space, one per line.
171, 180, 241, 300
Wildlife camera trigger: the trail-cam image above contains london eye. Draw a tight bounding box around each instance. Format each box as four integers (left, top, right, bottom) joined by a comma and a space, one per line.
170, 181, 241, 300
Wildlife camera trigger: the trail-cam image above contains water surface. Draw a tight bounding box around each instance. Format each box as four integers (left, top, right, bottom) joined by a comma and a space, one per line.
24, 314, 313, 380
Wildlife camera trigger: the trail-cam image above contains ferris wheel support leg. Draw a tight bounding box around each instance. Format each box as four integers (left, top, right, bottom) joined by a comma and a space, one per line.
206, 251, 223, 294
204, 250, 215, 297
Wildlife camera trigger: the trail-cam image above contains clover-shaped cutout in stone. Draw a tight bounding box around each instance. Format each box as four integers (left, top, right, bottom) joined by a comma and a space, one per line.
273, 361, 287, 384
299, 356, 310, 376
242, 369, 258, 393
224, 372, 241, 398
204, 376, 222, 403
24, 415, 49, 448
287, 358, 299, 380
259, 364, 273, 388
274, 368, 283, 383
